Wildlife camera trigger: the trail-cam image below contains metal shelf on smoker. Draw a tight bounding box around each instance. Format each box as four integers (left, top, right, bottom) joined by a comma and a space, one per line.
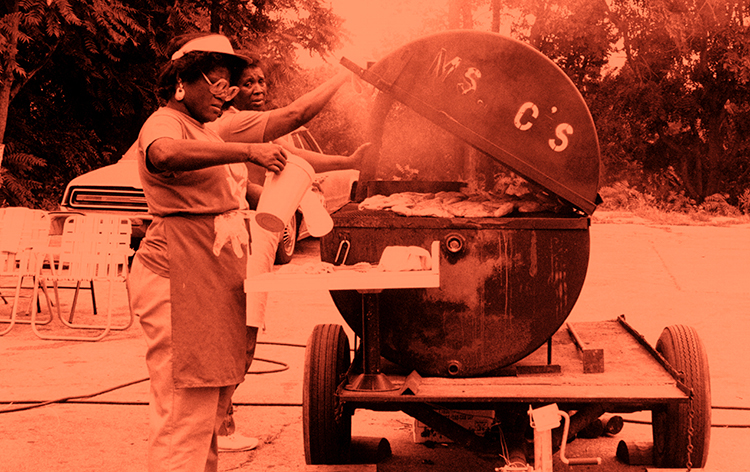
245, 241, 440, 293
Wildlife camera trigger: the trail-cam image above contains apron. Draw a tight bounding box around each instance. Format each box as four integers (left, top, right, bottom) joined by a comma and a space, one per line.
165, 214, 249, 388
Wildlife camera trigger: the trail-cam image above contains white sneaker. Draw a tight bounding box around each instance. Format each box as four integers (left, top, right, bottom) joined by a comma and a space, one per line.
218, 433, 259, 452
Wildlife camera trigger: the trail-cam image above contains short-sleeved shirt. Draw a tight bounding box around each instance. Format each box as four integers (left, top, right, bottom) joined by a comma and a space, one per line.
135, 107, 249, 276
208, 106, 268, 144
138, 106, 249, 216
209, 107, 271, 186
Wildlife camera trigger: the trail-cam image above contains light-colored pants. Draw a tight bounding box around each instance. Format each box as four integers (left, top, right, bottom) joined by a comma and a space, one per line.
245, 220, 281, 329
218, 221, 279, 436
129, 258, 235, 472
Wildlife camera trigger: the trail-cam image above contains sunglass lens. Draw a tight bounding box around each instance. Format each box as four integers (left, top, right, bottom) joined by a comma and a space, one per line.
211, 79, 228, 94
202, 73, 236, 100
224, 87, 239, 101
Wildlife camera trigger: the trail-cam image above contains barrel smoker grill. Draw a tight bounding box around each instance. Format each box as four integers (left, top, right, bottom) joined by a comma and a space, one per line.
288, 32, 711, 470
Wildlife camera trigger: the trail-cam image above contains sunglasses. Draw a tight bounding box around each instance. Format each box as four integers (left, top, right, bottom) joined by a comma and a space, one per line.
201, 72, 240, 101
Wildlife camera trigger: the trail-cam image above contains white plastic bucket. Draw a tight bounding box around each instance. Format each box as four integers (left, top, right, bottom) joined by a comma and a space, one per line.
298, 189, 333, 237
255, 154, 314, 233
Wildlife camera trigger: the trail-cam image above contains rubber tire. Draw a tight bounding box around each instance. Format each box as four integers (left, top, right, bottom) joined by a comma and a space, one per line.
652, 324, 711, 468
303, 324, 352, 464
274, 212, 298, 265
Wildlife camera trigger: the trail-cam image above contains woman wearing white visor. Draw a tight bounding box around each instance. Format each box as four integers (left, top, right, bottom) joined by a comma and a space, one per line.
127, 33, 288, 472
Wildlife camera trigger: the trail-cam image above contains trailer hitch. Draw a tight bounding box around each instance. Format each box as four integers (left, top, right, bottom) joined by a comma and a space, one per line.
529, 404, 601, 471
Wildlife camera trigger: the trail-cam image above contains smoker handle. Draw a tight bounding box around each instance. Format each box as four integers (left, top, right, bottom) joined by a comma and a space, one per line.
334, 239, 350, 266
559, 411, 602, 466
565, 457, 602, 466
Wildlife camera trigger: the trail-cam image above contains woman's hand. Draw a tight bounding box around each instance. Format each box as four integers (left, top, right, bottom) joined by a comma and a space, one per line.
249, 143, 288, 173
346, 142, 372, 169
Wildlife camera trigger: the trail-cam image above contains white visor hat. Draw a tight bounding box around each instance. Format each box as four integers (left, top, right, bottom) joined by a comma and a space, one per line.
171, 34, 250, 63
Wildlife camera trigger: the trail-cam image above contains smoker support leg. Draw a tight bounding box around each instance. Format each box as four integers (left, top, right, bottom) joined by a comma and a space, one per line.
345, 291, 398, 391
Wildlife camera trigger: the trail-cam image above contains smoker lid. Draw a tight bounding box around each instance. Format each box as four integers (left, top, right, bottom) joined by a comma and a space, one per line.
343, 31, 601, 215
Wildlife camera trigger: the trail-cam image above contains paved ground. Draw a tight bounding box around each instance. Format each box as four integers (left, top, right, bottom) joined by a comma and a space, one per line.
1, 214, 749, 471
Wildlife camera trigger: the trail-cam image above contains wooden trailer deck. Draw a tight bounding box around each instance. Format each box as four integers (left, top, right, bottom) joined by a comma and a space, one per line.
338, 318, 689, 406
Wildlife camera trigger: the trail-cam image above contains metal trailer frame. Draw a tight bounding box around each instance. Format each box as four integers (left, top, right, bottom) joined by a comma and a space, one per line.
247, 244, 711, 470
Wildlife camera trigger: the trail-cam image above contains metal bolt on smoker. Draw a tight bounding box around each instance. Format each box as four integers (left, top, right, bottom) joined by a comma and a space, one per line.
248, 31, 712, 471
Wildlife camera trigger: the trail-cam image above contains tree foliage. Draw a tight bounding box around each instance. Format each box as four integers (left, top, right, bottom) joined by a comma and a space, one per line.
468, 0, 750, 205
0, 0, 343, 208
595, 0, 750, 204
3, 0, 750, 209
1, 0, 155, 207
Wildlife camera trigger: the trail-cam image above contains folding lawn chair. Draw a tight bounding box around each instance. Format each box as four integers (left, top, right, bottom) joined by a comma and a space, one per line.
0, 207, 54, 335
31, 214, 134, 341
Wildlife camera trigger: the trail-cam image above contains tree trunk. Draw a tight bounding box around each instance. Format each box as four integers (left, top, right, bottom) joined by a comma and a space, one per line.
448, 0, 472, 29
448, 0, 461, 29
702, 108, 726, 199
0, 0, 20, 148
527, 1, 547, 50
210, 0, 221, 33
491, 0, 501, 33
461, 1, 472, 29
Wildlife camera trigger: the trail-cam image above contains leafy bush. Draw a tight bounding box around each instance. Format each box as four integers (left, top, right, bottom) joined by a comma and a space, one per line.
699, 194, 742, 217
739, 189, 750, 215
598, 181, 655, 211
598, 181, 747, 224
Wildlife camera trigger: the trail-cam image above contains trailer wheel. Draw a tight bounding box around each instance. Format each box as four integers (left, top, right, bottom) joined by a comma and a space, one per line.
652, 324, 711, 468
303, 324, 352, 464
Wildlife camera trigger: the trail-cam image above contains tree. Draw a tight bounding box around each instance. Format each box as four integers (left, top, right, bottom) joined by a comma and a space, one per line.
0, 0, 344, 208
589, 0, 750, 203
446, 0, 750, 204
448, 0, 474, 29
512, 0, 616, 91
0, 0, 146, 207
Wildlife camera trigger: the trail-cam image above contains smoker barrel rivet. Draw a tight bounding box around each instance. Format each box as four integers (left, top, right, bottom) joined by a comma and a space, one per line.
447, 360, 462, 376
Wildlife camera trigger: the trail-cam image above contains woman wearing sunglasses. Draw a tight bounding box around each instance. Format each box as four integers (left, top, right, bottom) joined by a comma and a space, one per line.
127, 33, 288, 472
